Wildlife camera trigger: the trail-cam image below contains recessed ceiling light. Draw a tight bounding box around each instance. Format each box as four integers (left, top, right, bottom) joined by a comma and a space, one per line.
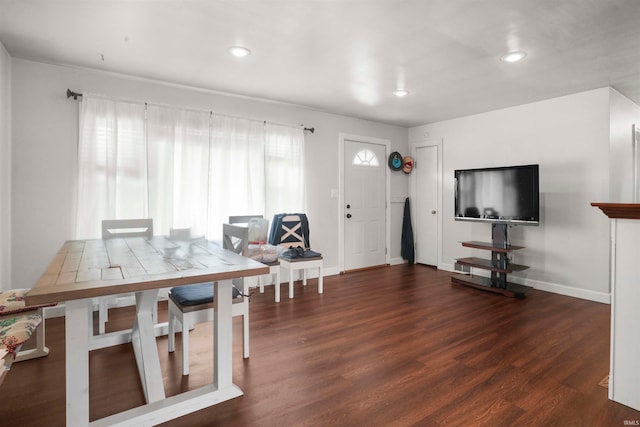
393, 89, 409, 97
501, 51, 527, 63
228, 46, 251, 58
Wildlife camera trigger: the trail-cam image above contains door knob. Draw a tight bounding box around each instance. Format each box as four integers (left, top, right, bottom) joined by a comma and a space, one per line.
431, 210, 437, 214
346, 213, 352, 219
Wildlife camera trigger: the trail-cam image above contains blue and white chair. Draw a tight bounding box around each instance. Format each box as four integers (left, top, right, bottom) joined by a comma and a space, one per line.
269, 213, 323, 299
167, 282, 249, 376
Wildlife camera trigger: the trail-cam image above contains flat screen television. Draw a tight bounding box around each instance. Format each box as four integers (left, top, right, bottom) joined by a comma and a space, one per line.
454, 164, 539, 225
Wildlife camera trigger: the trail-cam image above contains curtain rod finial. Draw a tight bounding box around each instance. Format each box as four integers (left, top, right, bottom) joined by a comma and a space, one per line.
66, 89, 82, 100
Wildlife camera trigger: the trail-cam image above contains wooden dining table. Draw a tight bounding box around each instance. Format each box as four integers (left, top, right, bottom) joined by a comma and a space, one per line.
26, 236, 269, 426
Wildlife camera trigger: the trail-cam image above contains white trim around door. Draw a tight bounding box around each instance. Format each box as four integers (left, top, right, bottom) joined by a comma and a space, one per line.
410, 138, 443, 269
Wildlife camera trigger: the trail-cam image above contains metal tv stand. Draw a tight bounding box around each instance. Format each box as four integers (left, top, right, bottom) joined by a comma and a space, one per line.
451, 223, 532, 298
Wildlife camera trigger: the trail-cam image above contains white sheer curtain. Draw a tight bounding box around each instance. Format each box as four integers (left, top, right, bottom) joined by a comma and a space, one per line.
208, 115, 265, 239
76, 95, 147, 239
147, 105, 211, 237
76, 95, 306, 242
264, 123, 306, 219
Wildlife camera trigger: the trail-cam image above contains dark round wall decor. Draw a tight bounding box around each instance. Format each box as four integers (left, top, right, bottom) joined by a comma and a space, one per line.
388, 151, 403, 171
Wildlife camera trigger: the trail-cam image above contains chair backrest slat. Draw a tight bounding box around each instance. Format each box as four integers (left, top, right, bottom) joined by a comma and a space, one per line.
101, 219, 153, 239
228, 215, 263, 224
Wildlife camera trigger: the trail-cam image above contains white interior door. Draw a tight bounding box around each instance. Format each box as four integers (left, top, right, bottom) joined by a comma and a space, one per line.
344, 139, 386, 271
415, 145, 438, 266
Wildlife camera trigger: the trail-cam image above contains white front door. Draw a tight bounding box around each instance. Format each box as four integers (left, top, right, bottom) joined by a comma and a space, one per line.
415, 144, 439, 266
344, 139, 387, 271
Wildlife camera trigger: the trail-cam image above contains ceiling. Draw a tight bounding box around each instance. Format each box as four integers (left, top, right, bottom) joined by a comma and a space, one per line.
1, 0, 639, 127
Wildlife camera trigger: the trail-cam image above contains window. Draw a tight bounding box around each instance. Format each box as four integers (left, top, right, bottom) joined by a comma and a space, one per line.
76, 94, 305, 240
264, 123, 306, 217
352, 149, 380, 167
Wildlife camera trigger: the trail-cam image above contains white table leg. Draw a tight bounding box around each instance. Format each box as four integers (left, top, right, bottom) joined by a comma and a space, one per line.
66, 299, 91, 426
75, 283, 243, 427
214, 280, 233, 389
318, 264, 323, 294
131, 290, 165, 403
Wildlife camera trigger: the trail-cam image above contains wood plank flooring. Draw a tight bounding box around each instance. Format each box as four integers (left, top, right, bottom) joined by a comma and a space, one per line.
1, 264, 639, 426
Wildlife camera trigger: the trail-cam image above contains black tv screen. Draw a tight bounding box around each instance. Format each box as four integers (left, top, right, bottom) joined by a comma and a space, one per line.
454, 164, 539, 225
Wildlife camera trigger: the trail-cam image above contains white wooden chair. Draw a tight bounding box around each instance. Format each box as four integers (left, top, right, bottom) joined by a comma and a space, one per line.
259, 261, 281, 302
224, 215, 281, 301
167, 282, 249, 376
270, 213, 323, 299
167, 223, 251, 375
99, 218, 154, 334
222, 215, 264, 255
278, 255, 323, 299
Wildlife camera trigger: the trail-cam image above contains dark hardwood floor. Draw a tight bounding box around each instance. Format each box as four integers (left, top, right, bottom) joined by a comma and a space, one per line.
1, 264, 639, 426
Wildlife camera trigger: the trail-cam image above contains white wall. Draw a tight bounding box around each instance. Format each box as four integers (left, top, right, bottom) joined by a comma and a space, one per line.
0, 42, 11, 291
609, 88, 640, 202
410, 88, 614, 302
10, 59, 409, 289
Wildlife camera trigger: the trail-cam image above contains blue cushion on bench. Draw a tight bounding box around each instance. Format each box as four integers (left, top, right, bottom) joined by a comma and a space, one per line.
170, 282, 241, 307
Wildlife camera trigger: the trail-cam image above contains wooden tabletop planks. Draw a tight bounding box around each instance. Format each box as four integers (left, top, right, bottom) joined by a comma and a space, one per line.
26, 237, 268, 306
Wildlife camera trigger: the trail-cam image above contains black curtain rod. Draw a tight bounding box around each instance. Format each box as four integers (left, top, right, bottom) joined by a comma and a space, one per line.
66, 89, 82, 100
66, 89, 314, 133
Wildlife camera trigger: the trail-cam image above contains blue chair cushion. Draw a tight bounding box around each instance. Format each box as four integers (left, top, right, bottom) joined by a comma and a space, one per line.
302, 250, 322, 258
170, 282, 241, 306
280, 248, 322, 259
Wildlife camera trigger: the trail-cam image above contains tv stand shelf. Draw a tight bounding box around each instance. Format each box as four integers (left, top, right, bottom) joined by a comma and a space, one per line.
455, 257, 529, 274
451, 275, 531, 298
452, 224, 532, 298
460, 241, 524, 252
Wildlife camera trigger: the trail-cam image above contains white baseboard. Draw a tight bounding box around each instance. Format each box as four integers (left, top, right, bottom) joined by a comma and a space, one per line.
513, 276, 610, 304
389, 257, 406, 266
440, 262, 610, 304
439, 262, 459, 273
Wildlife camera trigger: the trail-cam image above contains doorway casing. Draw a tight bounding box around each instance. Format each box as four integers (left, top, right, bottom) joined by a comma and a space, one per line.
410, 138, 443, 269
338, 133, 391, 273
